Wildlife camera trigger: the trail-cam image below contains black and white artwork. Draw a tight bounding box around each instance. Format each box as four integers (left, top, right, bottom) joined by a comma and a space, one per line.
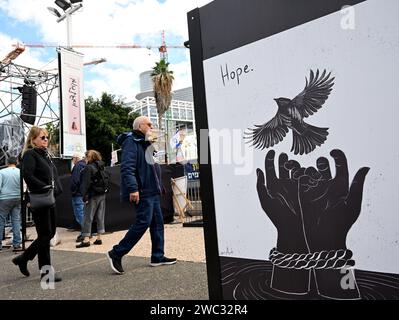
245, 69, 334, 155
197, 0, 399, 299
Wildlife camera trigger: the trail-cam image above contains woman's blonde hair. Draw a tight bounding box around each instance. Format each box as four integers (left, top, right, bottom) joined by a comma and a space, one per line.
22, 126, 49, 154
85, 150, 102, 163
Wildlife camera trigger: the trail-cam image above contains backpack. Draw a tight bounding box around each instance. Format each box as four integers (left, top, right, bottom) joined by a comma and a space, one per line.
91, 165, 111, 195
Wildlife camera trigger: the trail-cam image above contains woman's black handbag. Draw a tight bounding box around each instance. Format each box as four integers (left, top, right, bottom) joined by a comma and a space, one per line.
28, 187, 55, 210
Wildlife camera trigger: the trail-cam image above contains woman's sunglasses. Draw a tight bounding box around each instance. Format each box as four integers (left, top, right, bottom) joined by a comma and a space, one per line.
40, 136, 50, 141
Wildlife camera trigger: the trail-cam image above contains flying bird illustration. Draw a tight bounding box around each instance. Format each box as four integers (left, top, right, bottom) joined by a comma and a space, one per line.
245, 69, 334, 155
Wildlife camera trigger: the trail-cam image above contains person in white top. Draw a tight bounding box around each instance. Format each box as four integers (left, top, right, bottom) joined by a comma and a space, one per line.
0, 156, 21, 251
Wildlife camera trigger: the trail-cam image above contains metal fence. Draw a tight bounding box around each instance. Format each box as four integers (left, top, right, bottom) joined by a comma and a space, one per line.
183, 179, 203, 226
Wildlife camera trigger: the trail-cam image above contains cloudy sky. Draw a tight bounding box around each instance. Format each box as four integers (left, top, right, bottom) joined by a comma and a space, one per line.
0, 0, 212, 102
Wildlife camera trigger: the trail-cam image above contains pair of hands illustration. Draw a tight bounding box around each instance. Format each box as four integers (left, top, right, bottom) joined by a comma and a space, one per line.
256, 149, 369, 299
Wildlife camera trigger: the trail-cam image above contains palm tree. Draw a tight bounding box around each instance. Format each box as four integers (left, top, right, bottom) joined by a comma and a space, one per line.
151, 58, 174, 163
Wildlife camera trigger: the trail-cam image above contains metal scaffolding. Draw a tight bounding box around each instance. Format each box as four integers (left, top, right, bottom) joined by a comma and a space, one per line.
0, 61, 59, 164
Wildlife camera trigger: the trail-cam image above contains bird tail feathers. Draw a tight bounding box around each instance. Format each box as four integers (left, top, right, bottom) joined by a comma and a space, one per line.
291, 123, 328, 155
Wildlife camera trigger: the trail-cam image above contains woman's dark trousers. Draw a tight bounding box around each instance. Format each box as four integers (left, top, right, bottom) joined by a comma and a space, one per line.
22, 207, 56, 271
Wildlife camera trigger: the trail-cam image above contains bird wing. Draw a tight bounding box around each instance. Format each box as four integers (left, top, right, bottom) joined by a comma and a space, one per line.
291, 69, 335, 118
244, 113, 290, 150
290, 120, 329, 155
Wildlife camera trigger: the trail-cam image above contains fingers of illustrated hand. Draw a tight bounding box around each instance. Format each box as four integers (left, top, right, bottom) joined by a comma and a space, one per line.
256, 168, 270, 198
284, 160, 300, 179
293, 167, 306, 181
256, 168, 273, 212
317, 157, 332, 180
299, 175, 318, 191
265, 150, 277, 183
305, 167, 322, 181
346, 167, 370, 213
256, 168, 265, 187
278, 153, 289, 179
330, 149, 349, 184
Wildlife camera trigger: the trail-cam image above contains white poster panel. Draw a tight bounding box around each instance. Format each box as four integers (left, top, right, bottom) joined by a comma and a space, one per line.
59, 47, 86, 157
203, 0, 399, 276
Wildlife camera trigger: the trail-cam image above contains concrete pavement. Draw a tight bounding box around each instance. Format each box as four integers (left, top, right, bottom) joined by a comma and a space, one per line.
0, 249, 208, 300
0, 222, 208, 300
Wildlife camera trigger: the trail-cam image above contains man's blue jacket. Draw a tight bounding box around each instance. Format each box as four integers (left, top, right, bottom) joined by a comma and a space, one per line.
117, 131, 162, 202
70, 159, 86, 197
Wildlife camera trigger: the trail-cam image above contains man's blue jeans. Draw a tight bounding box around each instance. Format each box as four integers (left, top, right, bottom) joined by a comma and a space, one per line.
71, 196, 85, 227
112, 194, 164, 260
0, 198, 22, 249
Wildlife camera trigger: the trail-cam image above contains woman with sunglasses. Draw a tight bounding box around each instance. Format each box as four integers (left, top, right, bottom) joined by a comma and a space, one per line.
12, 126, 63, 282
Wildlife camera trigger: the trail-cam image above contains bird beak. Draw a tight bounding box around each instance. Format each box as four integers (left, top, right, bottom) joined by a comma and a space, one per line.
273, 98, 277, 102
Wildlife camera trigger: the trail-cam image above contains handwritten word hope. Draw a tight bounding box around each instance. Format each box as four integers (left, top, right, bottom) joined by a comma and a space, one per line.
220, 63, 253, 86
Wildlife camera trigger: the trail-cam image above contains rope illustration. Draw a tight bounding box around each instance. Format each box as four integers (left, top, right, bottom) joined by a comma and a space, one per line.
269, 247, 355, 270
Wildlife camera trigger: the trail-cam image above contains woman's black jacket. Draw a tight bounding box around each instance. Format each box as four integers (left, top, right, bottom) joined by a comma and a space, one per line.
22, 147, 63, 197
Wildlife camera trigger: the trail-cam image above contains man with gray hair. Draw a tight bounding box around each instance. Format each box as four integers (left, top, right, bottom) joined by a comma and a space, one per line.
106, 116, 176, 274
132, 116, 154, 140
0, 156, 22, 251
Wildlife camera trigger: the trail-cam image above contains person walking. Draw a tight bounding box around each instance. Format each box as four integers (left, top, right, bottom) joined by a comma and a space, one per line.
70, 153, 86, 242
76, 150, 108, 248
106, 116, 176, 274
0, 156, 22, 251
12, 126, 63, 282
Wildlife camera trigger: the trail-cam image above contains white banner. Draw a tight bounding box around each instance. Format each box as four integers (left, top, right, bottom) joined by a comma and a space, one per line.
58, 47, 86, 157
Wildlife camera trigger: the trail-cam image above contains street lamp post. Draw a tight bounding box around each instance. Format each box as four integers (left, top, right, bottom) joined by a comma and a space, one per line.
48, 1, 83, 49
57, 3, 82, 49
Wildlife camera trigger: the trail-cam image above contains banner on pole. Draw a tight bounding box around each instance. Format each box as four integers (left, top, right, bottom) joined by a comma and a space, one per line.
58, 47, 86, 157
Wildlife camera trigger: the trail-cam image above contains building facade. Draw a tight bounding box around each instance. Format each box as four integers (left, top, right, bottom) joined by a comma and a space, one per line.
128, 71, 197, 163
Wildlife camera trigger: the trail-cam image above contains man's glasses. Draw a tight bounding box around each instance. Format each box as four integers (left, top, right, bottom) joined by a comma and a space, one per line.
40, 136, 50, 141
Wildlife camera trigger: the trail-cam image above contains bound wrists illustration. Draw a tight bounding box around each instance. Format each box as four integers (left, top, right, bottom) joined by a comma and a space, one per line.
256, 149, 369, 299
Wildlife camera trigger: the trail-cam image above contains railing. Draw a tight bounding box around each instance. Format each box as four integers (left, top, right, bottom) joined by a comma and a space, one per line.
183, 179, 203, 226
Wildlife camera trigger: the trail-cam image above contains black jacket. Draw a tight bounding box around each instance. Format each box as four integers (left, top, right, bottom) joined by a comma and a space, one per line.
22, 148, 63, 197
80, 160, 105, 201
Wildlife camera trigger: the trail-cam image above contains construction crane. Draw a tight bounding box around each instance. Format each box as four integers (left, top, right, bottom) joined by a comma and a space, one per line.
159, 30, 168, 61
83, 57, 106, 66
13, 42, 185, 63
1, 43, 25, 64
13, 32, 185, 61
11, 29, 185, 58
16, 43, 185, 50
43, 57, 107, 72
11, 31, 185, 64
0, 43, 106, 71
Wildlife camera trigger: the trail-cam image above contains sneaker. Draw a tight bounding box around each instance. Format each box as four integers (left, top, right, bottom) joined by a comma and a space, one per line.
12, 255, 30, 277
93, 239, 102, 245
12, 245, 22, 252
106, 251, 124, 274
150, 256, 177, 267
76, 241, 90, 248
76, 235, 84, 243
